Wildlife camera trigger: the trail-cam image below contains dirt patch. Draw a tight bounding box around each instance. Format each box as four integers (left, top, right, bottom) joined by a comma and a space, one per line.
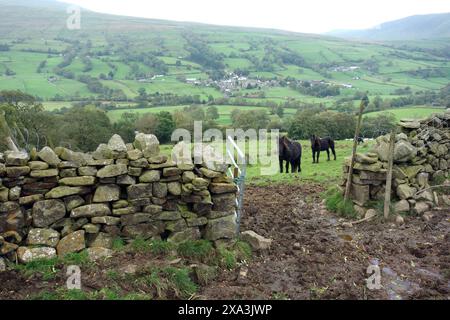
201, 184, 450, 300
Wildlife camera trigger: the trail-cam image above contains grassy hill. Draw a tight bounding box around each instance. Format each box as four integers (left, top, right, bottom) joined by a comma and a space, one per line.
0, 0, 449, 117
328, 13, 450, 41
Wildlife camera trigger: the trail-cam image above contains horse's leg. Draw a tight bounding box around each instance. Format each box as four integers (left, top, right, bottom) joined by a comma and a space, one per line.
332, 147, 337, 160
285, 161, 289, 173
279, 157, 284, 173
291, 161, 296, 173
317, 151, 320, 163
326, 148, 330, 161
312, 150, 316, 164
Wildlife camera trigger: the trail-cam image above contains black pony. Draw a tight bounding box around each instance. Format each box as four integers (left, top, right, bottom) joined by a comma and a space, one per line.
279, 136, 302, 173
310, 135, 336, 163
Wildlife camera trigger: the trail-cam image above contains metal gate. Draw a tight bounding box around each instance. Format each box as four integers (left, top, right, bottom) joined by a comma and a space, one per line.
225, 136, 247, 234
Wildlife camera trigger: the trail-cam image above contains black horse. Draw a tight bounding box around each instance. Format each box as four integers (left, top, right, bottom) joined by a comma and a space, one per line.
279, 136, 302, 173
311, 135, 336, 163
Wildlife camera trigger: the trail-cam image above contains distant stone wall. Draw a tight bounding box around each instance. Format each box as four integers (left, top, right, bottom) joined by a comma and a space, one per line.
343, 110, 450, 216
0, 134, 238, 264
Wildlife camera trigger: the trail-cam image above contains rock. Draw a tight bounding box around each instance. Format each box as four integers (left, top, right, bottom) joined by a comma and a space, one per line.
59, 176, 96, 186
64, 195, 85, 211
241, 230, 272, 250
395, 215, 404, 226
27, 228, 60, 247
129, 158, 149, 168
0, 188, 8, 202
93, 184, 120, 202
186, 217, 208, 227
30, 169, 59, 178
17, 247, 57, 264
394, 200, 410, 214
6, 166, 30, 178
399, 119, 420, 129
120, 213, 152, 226
97, 164, 128, 178
182, 171, 196, 183
209, 183, 237, 194
45, 186, 90, 199
127, 149, 143, 161
204, 215, 237, 240
37, 147, 60, 166
139, 170, 161, 183
212, 193, 236, 211
87, 232, 113, 248
122, 223, 163, 240
193, 178, 210, 189
55, 148, 88, 165
86, 247, 113, 261
5, 151, 29, 166
117, 175, 136, 185
153, 182, 168, 198
416, 172, 429, 188
60, 168, 77, 178
83, 223, 101, 234
112, 206, 138, 216
350, 183, 370, 206
394, 140, 417, 163
154, 211, 181, 221
163, 167, 182, 177
127, 183, 152, 200
167, 182, 182, 196
133, 133, 160, 157
414, 202, 429, 215
32, 200, 66, 227
19, 194, 44, 206
165, 219, 188, 232
342, 222, 353, 228
355, 153, 378, 164
396, 184, 417, 200
0, 257, 5, 272
108, 134, 127, 155
193, 264, 218, 285
422, 212, 434, 222
71, 204, 111, 218
92, 144, 113, 160
91, 216, 120, 226
57, 230, 86, 256
353, 205, 366, 218
28, 161, 49, 170
365, 209, 377, 220
142, 205, 163, 214
9, 186, 21, 201
78, 166, 97, 176
149, 155, 169, 164
168, 227, 201, 244
86, 159, 114, 166
202, 145, 228, 172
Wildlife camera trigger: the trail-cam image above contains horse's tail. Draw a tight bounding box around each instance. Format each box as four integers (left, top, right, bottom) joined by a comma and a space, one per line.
328, 138, 336, 159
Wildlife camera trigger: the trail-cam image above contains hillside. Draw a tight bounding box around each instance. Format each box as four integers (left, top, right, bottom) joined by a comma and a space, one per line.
0, 0, 449, 112
328, 13, 450, 41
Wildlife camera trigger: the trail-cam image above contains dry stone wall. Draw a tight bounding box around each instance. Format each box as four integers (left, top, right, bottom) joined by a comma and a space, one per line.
343, 110, 450, 216
0, 134, 238, 264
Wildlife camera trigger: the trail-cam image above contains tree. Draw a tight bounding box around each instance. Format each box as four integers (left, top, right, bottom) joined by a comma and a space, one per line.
206, 106, 219, 120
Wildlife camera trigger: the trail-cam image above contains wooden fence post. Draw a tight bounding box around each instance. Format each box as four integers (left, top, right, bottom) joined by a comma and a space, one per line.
344, 96, 369, 202
384, 129, 396, 219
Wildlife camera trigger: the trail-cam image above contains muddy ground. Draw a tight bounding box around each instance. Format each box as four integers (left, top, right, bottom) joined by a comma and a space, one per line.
1, 184, 449, 300
202, 184, 450, 300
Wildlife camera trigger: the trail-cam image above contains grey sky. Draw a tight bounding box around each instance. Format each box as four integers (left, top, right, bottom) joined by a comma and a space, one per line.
59, 0, 450, 34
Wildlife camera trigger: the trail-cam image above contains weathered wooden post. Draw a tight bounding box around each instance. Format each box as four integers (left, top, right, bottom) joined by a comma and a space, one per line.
344, 96, 369, 202
384, 129, 396, 219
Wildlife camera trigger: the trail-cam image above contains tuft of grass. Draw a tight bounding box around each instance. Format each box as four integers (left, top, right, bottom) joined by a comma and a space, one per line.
177, 240, 213, 261
60, 251, 90, 266
14, 257, 59, 280
163, 267, 198, 299
324, 187, 357, 219
112, 237, 126, 251
216, 245, 238, 270
233, 240, 252, 261
150, 239, 174, 255
131, 236, 152, 252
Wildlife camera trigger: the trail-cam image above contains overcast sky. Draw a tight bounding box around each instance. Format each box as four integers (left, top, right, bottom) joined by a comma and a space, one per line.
59, 0, 450, 34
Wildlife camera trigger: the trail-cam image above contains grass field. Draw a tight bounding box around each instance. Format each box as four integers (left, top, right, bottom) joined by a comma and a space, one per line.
364, 106, 445, 121
158, 139, 373, 186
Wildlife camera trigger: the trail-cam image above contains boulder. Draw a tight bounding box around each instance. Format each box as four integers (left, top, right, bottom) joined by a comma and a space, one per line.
71, 204, 111, 218
117, 175, 136, 185
6, 166, 30, 178
139, 170, 161, 183
127, 149, 143, 161
91, 216, 121, 226
45, 186, 90, 199
87, 232, 113, 249
64, 195, 85, 211
127, 183, 152, 200
414, 202, 430, 215
78, 166, 97, 176
28, 161, 49, 170
133, 133, 160, 157
108, 134, 127, 155
122, 223, 164, 240
397, 184, 417, 200
153, 182, 168, 198
32, 200, 66, 227
394, 200, 410, 214
209, 183, 237, 194
93, 184, 120, 202
5, 151, 29, 166
120, 213, 152, 226
394, 140, 417, 163
59, 176, 96, 186
241, 230, 272, 250
27, 228, 60, 247
97, 164, 128, 178
37, 147, 60, 166
17, 247, 57, 264
167, 182, 182, 196
86, 247, 113, 261
204, 215, 237, 240
57, 230, 86, 256
167, 227, 201, 244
